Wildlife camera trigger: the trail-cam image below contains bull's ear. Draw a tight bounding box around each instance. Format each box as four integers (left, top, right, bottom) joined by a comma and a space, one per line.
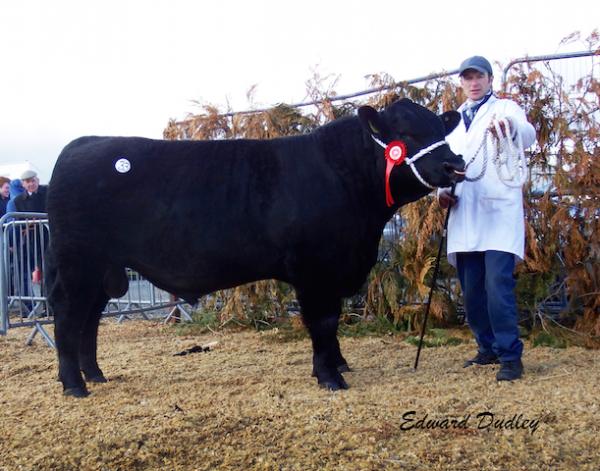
440, 111, 461, 135
358, 105, 386, 138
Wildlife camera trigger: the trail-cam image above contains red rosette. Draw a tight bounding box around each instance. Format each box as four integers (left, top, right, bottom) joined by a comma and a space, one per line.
385, 140, 407, 164
384, 140, 407, 206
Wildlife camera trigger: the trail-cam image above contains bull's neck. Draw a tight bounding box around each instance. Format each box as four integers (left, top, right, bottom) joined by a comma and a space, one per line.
312, 117, 433, 225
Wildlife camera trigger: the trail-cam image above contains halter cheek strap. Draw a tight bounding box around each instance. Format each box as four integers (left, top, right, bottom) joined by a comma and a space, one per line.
371, 135, 448, 206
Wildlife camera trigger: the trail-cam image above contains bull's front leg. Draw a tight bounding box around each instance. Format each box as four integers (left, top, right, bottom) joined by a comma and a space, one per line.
299, 293, 350, 390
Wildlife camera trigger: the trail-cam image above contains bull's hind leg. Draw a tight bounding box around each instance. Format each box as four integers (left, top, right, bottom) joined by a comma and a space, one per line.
79, 289, 109, 383
50, 262, 105, 397
53, 290, 89, 397
298, 291, 349, 390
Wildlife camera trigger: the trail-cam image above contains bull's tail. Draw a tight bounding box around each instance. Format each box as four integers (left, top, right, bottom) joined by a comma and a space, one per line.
43, 242, 59, 315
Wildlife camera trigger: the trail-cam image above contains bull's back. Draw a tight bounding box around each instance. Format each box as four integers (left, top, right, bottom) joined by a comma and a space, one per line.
48, 136, 305, 289
48, 129, 382, 297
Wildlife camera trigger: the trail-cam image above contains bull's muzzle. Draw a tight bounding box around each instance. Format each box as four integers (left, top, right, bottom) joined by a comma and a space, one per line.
443, 160, 467, 183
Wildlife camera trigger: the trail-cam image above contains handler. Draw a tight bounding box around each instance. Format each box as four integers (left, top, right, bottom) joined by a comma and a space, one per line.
438, 55, 536, 381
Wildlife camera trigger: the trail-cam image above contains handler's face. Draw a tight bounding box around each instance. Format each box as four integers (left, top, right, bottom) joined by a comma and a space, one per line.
460, 70, 493, 101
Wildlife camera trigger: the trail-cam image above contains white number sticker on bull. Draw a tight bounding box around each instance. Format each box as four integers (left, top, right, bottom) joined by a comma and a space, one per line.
115, 158, 131, 173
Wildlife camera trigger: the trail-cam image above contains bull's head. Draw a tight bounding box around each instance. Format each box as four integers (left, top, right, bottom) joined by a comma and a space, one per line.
359, 98, 465, 206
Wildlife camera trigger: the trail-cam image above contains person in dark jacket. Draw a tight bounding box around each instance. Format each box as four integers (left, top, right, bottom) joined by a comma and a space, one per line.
0, 176, 10, 218
14, 170, 47, 213
12, 170, 48, 309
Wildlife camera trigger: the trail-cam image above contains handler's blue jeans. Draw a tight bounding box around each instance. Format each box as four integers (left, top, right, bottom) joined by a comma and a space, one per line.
456, 250, 523, 362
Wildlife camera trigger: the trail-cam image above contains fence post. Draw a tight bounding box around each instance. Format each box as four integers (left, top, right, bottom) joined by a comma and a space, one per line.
0, 214, 9, 335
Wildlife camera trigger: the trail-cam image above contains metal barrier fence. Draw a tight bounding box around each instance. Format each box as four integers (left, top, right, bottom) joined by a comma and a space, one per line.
0, 212, 192, 347
501, 50, 598, 89
182, 50, 596, 118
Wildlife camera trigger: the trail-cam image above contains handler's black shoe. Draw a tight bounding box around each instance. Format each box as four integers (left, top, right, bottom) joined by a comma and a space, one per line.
463, 352, 500, 368
496, 359, 523, 381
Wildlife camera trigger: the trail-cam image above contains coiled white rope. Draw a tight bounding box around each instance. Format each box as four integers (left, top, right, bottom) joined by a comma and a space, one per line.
464, 116, 528, 187
492, 117, 528, 187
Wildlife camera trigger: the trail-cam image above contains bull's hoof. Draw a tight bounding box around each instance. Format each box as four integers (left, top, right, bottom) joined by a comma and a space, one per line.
312, 363, 352, 377
63, 386, 90, 398
319, 378, 349, 391
85, 374, 108, 383
318, 372, 349, 391
82, 367, 108, 383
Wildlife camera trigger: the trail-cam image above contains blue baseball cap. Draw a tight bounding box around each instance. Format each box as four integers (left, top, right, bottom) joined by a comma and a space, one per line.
459, 56, 493, 76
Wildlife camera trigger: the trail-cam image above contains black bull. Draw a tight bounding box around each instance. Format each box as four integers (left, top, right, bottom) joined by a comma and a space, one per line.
45, 98, 465, 397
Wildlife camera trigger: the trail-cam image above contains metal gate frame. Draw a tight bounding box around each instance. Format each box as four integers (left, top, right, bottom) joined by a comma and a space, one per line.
0, 212, 192, 347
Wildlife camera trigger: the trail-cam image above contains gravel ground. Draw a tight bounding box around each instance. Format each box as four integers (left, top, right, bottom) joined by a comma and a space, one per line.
1, 320, 599, 470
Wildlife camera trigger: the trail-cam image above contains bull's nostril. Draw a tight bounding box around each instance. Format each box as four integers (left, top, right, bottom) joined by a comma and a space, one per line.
443, 161, 466, 182
443, 162, 460, 174
443, 161, 466, 172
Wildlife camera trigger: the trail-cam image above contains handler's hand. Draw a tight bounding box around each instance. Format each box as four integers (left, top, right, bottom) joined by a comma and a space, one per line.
438, 190, 458, 209
32, 268, 42, 284
489, 117, 513, 139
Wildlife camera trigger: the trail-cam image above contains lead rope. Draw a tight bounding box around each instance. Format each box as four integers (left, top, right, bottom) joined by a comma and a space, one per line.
463, 116, 527, 187
492, 118, 528, 187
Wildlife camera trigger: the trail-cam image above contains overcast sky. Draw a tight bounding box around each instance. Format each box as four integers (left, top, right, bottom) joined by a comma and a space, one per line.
1, 0, 598, 183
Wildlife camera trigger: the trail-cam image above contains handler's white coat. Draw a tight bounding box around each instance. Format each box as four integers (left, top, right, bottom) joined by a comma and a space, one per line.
441, 95, 536, 267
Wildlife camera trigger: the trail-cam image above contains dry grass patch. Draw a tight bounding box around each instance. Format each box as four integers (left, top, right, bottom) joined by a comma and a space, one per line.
1, 320, 599, 470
